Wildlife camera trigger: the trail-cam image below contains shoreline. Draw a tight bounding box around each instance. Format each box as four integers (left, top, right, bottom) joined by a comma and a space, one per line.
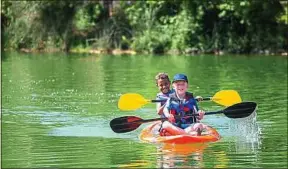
3, 48, 288, 56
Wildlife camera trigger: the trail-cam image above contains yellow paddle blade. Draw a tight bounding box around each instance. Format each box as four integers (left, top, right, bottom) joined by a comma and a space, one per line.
211, 90, 242, 107
118, 93, 150, 111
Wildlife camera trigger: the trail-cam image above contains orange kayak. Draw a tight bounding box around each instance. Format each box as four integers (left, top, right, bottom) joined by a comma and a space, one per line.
139, 121, 220, 144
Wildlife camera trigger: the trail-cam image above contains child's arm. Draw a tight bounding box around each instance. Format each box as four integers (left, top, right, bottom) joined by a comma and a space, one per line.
163, 99, 171, 118
163, 99, 175, 122
193, 100, 205, 121
156, 103, 165, 115
155, 94, 164, 115
196, 110, 205, 120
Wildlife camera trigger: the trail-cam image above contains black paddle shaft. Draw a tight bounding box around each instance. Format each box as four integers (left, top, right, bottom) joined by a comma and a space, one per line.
151, 99, 165, 103
146, 101, 257, 120
110, 102, 257, 133
151, 98, 212, 103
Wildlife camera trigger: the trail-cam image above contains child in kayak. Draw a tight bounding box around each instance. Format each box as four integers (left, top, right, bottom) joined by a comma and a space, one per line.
160, 73, 206, 136
155, 72, 173, 117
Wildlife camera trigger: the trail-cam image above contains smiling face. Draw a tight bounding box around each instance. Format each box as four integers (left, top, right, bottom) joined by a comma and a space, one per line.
157, 78, 171, 94
172, 80, 188, 95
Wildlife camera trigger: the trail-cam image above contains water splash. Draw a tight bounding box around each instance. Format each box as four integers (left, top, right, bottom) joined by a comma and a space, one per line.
227, 111, 262, 152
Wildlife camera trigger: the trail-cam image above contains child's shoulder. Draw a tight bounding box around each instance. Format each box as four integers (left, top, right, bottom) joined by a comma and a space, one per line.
184, 92, 195, 100
186, 91, 194, 97
156, 90, 172, 99
156, 92, 166, 98
157, 90, 174, 96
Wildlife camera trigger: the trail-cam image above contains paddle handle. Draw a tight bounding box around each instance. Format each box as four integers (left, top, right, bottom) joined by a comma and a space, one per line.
151, 99, 166, 103
141, 117, 163, 123
205, 110, 223, 115
151, 97, 213, 103
151, 98, 211, 103
202, 97, 212, 101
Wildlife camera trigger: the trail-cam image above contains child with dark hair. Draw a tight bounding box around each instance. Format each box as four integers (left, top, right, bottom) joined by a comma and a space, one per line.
155, 73, 173, 117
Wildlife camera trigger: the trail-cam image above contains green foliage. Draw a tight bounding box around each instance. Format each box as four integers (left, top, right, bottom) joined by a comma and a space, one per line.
278, 2, 288, 24
2, 0, 287, 54
124, 1, 169, 53
37, 1, 84, 52
74, 2, 102, 30
167, 8, 197, 52
131, 28, 170, 54
85, 5, 133, 50
1, 1, 41, 49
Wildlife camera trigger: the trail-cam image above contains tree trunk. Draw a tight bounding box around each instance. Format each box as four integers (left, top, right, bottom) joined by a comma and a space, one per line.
102, 0, 113, 17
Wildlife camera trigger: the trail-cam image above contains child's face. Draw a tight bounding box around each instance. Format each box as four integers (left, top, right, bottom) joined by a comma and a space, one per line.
157, 79, 170, 94
173, 81, 188, 95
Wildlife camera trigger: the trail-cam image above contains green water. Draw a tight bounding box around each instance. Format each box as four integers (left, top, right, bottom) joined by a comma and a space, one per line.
2, 52, 287, 168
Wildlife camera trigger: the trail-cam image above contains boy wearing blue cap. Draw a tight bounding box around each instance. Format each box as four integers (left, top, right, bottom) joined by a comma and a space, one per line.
160, 73, 206, 136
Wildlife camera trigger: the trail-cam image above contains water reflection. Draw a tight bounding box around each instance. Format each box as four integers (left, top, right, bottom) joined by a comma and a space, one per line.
156, 143, 207, 168
118, 160, 150, 168
140, 142, 232, 168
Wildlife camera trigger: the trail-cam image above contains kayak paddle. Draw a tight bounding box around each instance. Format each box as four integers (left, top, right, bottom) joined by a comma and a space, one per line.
111, 101, 257, 133
118, 90, 242, 111
202, 90, 242, 107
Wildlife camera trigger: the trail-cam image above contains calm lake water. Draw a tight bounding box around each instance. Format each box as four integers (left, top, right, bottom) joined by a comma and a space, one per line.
1, 52, 287, 168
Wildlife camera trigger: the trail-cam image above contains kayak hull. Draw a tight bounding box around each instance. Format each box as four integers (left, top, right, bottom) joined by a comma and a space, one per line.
139, 121, 220, 144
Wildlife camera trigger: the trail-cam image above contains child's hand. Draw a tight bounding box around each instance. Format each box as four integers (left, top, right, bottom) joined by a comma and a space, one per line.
157, 104, 166, 115
168, 114, 175, 123
195, 96, 203, 102
197, 110, 205, 120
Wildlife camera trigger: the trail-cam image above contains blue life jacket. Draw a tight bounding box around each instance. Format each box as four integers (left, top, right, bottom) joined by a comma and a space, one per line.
167, 92, 199, 128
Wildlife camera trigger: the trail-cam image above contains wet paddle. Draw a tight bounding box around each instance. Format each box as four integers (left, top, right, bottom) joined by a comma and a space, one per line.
110, 102, 257, 133
118, 90, 242, 111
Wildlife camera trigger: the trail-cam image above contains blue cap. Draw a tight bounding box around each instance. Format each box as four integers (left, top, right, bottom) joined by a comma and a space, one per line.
172, 73, 188, 83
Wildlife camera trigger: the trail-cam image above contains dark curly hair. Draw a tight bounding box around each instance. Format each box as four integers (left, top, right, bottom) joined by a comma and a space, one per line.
155, 72, 170, 86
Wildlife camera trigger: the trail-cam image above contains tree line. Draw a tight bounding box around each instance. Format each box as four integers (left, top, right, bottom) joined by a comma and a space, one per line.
1, 0, 287, 54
